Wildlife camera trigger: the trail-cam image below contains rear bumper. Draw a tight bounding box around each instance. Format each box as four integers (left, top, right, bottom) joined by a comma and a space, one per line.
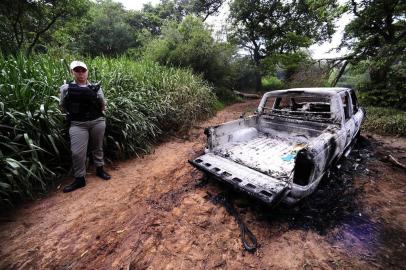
189, 154, 291, 206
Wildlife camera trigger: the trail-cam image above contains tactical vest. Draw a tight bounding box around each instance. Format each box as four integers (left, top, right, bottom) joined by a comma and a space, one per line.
64, 83, 103, 121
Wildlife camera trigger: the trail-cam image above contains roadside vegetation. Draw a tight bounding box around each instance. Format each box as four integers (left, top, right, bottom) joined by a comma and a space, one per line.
363, 107, 406, 136
0, 54, 215, 205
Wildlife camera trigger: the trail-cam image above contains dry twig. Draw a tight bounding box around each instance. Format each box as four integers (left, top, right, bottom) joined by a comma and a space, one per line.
386, 155, 406, 170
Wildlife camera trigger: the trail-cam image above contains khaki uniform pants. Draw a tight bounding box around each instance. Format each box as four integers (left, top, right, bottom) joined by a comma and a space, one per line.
69, 117, 106, 178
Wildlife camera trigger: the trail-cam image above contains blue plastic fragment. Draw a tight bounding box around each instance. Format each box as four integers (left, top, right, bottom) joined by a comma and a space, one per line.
281, 153, 295, 161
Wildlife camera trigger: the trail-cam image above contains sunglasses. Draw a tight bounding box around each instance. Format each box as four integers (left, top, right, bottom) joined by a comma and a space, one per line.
73, 67, 87, 73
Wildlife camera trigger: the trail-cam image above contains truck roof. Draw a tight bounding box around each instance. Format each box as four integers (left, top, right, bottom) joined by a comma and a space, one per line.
267, 87, 351, 96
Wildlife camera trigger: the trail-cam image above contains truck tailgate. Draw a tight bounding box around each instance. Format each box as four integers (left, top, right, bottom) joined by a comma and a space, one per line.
189, 153, 290, 205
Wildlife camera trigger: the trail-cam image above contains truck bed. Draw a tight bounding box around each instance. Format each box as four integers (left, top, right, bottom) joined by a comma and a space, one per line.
213, 131, 309, 180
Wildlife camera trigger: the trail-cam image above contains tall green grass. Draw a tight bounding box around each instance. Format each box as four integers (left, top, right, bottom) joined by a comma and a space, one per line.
0, 54, 216, 206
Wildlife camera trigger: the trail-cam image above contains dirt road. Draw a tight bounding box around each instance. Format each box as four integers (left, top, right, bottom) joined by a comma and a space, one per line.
1, 100, 405, 270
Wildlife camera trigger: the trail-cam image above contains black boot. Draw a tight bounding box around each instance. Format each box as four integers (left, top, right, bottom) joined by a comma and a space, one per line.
63, 177, 86, 193
96, 166, 111, 180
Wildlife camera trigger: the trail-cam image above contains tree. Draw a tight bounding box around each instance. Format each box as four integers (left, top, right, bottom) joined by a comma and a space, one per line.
229, 0, 341, 90
127, 0, 225, 37
76, 0, 137, 56
339, 0, 406, 85
144, 15, 237, 98
144, 15, 218, 77
127, 0, 184, 36
0, 0, 90, 56
176, 0, 226, 21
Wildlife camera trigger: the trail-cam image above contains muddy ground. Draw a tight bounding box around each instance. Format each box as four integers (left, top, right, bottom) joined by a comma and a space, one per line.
0, 99, 405, 270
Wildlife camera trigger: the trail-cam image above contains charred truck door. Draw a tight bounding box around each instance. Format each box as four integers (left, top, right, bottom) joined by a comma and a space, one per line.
340, 91, 356, 153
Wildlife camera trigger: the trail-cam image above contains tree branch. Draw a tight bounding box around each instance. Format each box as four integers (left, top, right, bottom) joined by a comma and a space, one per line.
351, 0, 360, 17
201, 0, 224, 21
394, 29, 406, 44
26, 13, 62, 57
317, 52, 356, 63
10, 4, 24, 51
331, 60, 348, 87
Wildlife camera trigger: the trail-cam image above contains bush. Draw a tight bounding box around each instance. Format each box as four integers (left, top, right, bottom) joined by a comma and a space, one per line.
144, 16, 219, 82
358, 85, 406, 111
341, 61, 406, 110
363, 106, 406, 136
261, 76, 283, 90
143, 15, 239, 102
0, 54, 216, 206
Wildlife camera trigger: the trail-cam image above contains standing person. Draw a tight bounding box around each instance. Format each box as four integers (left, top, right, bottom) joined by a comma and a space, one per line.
60, 61, 111, 193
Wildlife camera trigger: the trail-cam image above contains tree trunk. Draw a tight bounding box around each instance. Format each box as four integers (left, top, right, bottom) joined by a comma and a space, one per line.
331, 61, 348, 87
25, 14, 60, 57
253, 47, 262, 92
255, 68, 262, 92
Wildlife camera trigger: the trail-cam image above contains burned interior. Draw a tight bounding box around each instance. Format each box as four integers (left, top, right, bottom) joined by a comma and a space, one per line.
263, 94, 334, 121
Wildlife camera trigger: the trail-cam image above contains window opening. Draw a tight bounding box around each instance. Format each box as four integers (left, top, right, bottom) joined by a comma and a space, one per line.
340, 92, 351, 120
263, 94, 333, 121
350, 90, 358, 113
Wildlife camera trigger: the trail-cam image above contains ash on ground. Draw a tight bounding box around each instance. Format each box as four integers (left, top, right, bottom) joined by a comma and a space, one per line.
209, 136, 378, 234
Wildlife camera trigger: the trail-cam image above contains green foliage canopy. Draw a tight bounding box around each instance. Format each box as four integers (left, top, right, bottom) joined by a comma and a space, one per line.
144, 15, 237, 95
176, 0, 226, 21
229, 0, 342, 90
75, 0, 137, 56
229, 0, 341, 63
128, 0, 184, 36
0, 0, 90, 56
342, 0, 405, 82
339, 0, 406, 109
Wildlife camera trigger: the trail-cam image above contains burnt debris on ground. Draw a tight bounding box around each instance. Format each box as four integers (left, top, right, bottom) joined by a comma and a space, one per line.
201, 136, 378, 235
199, 134, 406, 269
331, 214, 406, 269
268, 135, 377, 234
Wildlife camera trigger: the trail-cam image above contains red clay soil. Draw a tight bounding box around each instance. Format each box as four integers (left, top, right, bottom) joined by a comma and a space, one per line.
0, 100, 405, 270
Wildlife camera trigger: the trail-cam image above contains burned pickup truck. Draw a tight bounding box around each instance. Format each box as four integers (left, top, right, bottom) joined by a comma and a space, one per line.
190, 88, 365, 205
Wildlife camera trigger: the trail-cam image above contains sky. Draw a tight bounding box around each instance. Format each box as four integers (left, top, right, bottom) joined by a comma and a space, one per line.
115, 0, 351, 59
